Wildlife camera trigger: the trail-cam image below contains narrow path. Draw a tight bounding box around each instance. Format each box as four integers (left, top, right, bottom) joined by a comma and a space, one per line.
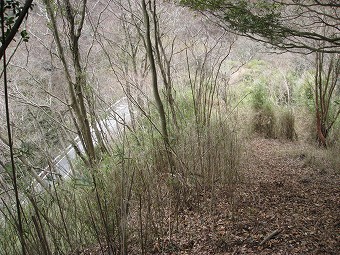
160, 138, 340, 254
230, 138, 340, 254
77, 138, 339, 254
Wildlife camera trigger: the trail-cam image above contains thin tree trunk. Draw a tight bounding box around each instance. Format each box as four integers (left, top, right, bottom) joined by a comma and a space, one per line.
141, 0, 169, 146
141, 0, 175, 171
315, 54, 327, 147
151, 5, 178, 130
43, 0, 96, 165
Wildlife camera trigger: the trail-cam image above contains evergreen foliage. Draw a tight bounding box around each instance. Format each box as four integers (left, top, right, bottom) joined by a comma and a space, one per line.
180, 0, 340, 53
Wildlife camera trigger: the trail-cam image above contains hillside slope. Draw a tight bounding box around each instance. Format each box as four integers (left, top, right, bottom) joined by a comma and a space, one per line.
143, 138, 339, 255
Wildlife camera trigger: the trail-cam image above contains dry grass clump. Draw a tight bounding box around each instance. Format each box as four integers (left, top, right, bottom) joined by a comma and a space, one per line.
252, 105, 276, 138
277, 108, 296, 140
327, 123, 340, 171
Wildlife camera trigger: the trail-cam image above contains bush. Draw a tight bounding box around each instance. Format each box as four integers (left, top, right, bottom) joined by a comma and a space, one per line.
251, 85, 276, 138
277, 108, 296, 140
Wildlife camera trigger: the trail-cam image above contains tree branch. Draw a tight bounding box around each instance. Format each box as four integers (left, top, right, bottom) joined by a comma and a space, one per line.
0, 0, 34, 60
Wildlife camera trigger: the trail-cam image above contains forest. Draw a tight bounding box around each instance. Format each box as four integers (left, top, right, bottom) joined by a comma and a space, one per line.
0, 0, 339, 254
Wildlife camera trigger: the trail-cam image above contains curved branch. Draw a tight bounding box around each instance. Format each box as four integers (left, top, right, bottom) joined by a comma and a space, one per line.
0, 0, 34, 60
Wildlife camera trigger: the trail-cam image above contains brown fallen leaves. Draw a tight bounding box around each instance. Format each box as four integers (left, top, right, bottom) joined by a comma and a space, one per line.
145, 138, 339, 254
78, 138, 339, 254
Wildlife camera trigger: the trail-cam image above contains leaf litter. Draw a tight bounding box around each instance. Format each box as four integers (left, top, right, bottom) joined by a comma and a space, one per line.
78, 138, 339, 254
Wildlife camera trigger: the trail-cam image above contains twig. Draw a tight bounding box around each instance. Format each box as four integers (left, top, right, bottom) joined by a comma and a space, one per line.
259, 228, 283, 246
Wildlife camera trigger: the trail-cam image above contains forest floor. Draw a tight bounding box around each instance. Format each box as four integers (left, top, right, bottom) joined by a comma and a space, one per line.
79, 137, 339, 255
151, 137, 340, 255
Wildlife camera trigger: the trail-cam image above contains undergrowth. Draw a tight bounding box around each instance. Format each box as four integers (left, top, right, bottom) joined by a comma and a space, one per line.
250, 84, 276, 138
0, 94, 242, 255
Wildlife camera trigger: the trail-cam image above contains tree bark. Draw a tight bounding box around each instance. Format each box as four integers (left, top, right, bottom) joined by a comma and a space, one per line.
314, 52, 340, 147
141, 0, 175, 171
141, 0, 170, 147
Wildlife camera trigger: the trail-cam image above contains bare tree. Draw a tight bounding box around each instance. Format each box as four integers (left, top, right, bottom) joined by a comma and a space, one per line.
0, 1, 35, 253
141, 0, 173, 164
42, 0, 101, 166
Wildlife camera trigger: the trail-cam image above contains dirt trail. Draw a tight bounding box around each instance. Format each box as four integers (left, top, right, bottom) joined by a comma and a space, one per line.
159, 138, 340, 255
79, 138, 339, 255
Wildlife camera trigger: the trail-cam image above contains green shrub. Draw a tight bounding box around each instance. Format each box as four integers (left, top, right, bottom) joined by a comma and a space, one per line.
251, 85, 276, 138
